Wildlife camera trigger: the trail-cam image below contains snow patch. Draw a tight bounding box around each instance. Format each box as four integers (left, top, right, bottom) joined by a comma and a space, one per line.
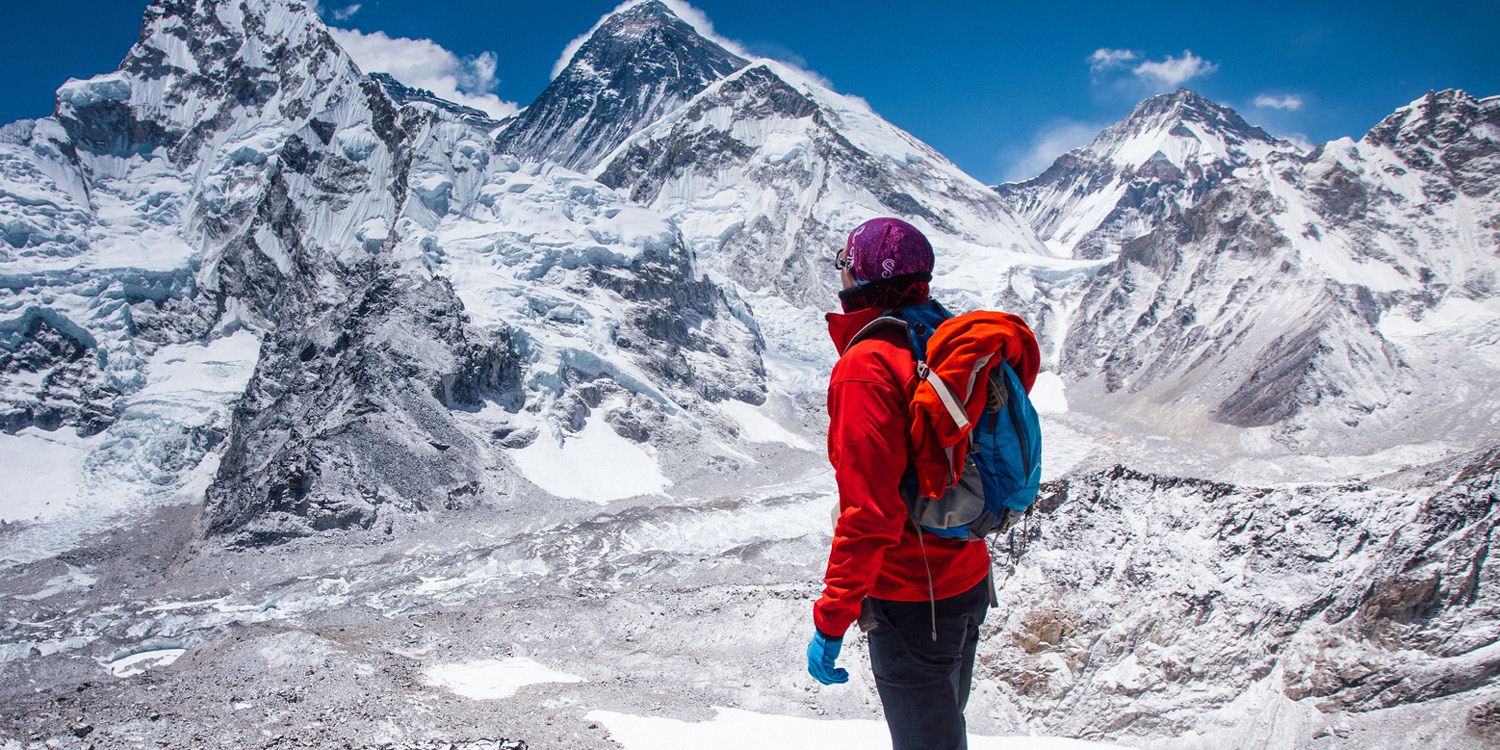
334, 124, 380, 161
510, 413, 670, 503
424, 657, 583, 700
56, 74, 132, 109
133, 329, 263, 405
1030, 371, 1069, 414
717, 399, 815, 450
105, 645, 186, 677
0, 427, 101, 523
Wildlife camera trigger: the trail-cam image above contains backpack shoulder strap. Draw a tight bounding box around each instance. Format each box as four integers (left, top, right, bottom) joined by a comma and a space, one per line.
845, 315, 908, 350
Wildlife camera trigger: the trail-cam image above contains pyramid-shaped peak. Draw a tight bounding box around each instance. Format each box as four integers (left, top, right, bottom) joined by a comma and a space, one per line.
1126, 89, 1253, 129
1084, 88, 1289, 165
607, 0, 683, 27
567, 0, 744, 71
497, 0, 748, 171
591, 1, 689, 44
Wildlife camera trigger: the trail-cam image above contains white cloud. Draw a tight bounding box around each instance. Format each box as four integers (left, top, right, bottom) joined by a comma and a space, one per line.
1131, 50, 1218, 89
328, 28, 519, 119
1088, 48, 1138, 74
1254, 93, 1305, 111
1002, 120, 1103, 183
1088, 48, 1217, 91
307, 0, 360, 21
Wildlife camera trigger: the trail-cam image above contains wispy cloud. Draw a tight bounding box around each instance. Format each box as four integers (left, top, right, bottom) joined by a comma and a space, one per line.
1254, 93, 1305, 111
1282, 132, 1314, 151
328, 28, 519, 119
1002, 120, 1103, 183
1089, 48, 1218, 91
308, 0, 362, 22
1131, 50, 1217, 88
1088, 48, 1138, 74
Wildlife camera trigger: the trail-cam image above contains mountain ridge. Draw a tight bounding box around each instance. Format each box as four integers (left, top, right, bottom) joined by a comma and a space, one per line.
493, 0, 748, 172
996, 87, 1300, 260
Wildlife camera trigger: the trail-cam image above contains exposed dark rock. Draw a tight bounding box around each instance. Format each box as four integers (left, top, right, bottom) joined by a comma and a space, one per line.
0, 311, 120, 436
204, 274, 523, 545
495, 0, 747, 171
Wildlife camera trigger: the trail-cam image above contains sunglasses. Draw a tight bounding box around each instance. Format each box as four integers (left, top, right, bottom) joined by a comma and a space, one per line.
832, 247, 852, 271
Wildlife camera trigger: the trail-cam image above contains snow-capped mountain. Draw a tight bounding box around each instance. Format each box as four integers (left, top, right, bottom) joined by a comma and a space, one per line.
1060, 89, 1500, 453
0, 0, 764, 549
997, 88, 1299, 259
493, 0, 748, 172
589, 43, 1061, 369
369, 72, 502, 131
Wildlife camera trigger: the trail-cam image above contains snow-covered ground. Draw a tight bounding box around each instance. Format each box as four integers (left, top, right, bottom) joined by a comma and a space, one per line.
427, 658, 584, 701
3, 414, 1494, 749
590, 707, 1136, 749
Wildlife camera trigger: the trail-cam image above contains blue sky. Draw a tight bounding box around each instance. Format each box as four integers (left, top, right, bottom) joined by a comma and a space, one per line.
4, 1, 1496, 184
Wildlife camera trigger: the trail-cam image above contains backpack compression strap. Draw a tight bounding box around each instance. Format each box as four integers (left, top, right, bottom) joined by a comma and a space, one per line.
916, 361, 970, 430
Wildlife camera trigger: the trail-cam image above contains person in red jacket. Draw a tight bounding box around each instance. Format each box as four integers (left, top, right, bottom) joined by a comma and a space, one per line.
807, 217, 991, 750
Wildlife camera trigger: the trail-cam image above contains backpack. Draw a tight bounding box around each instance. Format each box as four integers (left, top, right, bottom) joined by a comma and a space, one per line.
849, 300, 1042, 540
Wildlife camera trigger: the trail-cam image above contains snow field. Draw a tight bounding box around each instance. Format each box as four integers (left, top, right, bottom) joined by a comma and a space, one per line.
0, 427, 101, 524
589, 707, 1138, 750
425, 658, 584, 700
509, 399, 671, 503
104, 647, 186, 677
716, 398, 815, 451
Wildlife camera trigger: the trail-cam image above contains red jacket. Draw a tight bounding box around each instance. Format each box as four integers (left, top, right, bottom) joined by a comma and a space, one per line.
812, 306, 991, 638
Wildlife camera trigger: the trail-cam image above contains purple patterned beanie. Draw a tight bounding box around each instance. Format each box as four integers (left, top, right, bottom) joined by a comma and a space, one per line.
844, 217, 934, 284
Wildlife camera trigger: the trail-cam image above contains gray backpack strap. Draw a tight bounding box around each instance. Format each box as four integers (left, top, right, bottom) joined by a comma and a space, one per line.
845, 315, 908, 349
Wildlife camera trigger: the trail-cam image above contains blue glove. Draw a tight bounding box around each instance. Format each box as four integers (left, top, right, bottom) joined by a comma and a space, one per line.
806, 630, 849, 685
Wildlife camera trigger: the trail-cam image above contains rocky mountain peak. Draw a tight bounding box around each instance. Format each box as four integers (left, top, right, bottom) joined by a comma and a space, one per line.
55, 0, 363, 166
1083, 87, 1290, 169
563, 0, 746, 95
997, 89, 1295, 259
588, 0, 703, 46
368, 72, 499, 130
1361, 89, 1499, 174
493, 0, 747, 171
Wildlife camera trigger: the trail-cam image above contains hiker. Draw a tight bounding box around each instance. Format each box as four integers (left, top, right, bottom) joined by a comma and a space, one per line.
807, 217, 1013, 750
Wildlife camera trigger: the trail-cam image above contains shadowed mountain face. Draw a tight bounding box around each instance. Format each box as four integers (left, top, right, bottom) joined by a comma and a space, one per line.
493, 0, 748, 172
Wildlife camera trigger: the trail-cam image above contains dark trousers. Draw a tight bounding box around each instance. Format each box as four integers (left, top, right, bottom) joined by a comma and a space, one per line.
864, 578, 990, 750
